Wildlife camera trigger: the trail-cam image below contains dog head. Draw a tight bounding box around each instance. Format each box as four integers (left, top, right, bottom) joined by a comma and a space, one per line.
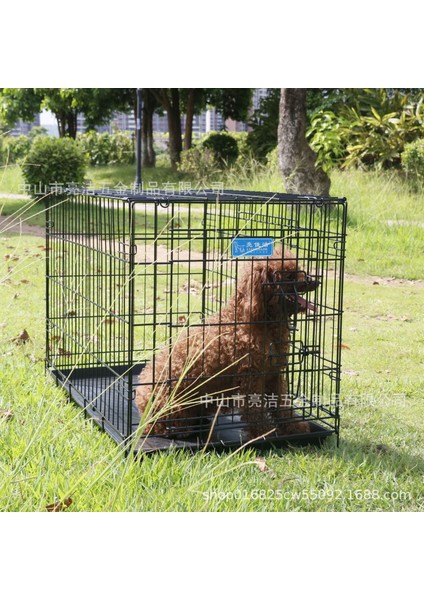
238, 246, 319, 321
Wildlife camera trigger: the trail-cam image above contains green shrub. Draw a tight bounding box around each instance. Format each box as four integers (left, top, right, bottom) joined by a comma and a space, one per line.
341, 106, 417, 169
0, 127, 49, 166
265, 147, 279, 170
339, 90, 423, 169
201, 132, 239, 166
227, 132, 250, 158
28, 126, 48, 140
177, 147, 221, 184
0, 135, 32, 165
401, 138, 424, 190
21, 136, 88, 197
307, 110, 347, 171
78, 131, 109, 165
155, 153, 172, 168
78, 131, 135, 165
110, 131, 135, 164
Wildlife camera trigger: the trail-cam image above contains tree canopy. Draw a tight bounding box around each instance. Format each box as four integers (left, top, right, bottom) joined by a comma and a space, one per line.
0, 88, 135, 138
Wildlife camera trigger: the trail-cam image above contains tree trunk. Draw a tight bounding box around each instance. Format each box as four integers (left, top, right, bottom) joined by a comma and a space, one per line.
56, 111, 66, 137
164, 89, 182, 169
56, 110, 78, 139
278, 88, 331, 196
142, 90, 156, 167
184, 89, 197, 150
67, 110, 78, 139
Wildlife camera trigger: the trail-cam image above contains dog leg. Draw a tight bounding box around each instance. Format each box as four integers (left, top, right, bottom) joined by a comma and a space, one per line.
266, 373, 311, 436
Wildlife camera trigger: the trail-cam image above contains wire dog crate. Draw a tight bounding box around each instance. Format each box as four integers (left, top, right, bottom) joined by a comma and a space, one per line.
46, 189, 347, 452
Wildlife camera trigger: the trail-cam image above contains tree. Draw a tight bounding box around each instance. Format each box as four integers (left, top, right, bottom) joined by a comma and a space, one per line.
207, 88, 253, 125
0, 88, 42, 130
181, 89, 205, 151
278, 88, 331, 196
181, 88, 253, 152
1, 87, 255, 169
149, 88, 253, 167
0, 88, 136, 139
149, 88, 183, 168
247, 89, 363, 161
79, 88, 135, 131
247, 88, 280, 159
142, 89, 159, 167
37, 88, 79, 138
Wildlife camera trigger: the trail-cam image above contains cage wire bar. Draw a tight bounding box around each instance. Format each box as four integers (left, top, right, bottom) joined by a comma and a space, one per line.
46, 189, 347, 452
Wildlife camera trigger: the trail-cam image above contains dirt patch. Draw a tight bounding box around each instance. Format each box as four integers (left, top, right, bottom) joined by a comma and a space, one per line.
0, 193, 29, 200
134, 243, 206, 264
344, 273, 424, 289
1, 219, 423, 291
0, 215, 45, 238
386, 219, 424, 228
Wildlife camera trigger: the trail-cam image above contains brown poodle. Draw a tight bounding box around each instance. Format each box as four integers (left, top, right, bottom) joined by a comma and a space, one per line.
135, 246, 318, 441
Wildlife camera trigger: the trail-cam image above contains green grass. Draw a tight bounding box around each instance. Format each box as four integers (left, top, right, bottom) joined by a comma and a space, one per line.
0, 162, 186, 196
331, 170, 424, 279
0, 164, 423, 511
2, 162, 424, 279
226, 164, 424, 279
0, 164, 25, 195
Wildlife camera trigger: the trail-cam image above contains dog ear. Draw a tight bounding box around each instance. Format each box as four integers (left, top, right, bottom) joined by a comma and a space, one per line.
249, 264, 270, 321
236, 261, 273, 322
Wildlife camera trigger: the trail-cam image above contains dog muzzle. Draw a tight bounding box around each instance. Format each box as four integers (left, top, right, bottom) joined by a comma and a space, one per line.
276, 275, 319, 313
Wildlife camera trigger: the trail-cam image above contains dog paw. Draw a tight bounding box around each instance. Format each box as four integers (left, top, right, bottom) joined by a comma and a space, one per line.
295, 420, 311, 433
280, 419, 311, 435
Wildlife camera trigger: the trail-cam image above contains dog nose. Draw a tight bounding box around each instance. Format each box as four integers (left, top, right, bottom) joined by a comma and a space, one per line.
305, 276, 319, 292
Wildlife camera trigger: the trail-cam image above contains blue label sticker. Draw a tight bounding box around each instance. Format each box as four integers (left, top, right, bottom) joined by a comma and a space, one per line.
232, 237, 274, 257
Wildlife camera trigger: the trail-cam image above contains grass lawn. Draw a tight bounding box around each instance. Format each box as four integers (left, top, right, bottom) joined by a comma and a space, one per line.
2, 162, 424, 279
0, 164, 423, 511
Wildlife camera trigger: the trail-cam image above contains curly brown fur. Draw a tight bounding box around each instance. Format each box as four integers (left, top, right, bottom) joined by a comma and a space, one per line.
135, 246, 317, 439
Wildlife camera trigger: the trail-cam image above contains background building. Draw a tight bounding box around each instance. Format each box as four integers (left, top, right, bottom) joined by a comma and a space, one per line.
8, 115, 41, 137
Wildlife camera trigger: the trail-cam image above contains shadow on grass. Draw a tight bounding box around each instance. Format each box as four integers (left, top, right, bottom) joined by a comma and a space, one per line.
267, 434, 424, 479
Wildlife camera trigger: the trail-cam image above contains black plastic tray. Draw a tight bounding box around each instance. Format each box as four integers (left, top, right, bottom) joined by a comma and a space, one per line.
49, 365, 337, 454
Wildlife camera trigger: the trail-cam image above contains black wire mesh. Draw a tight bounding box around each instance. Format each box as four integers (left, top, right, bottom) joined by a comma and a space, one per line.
46, 189, 347, 451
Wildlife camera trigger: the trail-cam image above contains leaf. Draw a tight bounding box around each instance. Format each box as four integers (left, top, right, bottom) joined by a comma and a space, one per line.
11, 329, 30, 344
0, 409, 14, 421
20, 279, 30, 284
85, 334, 99, 343
27, 354, 40, 363
374, 444, 390, 454
371, 106, 381, 121
254, 457, 276, 478
46, 497, 73, 512
338, 343, 350, 350
58, 347, 72, 356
